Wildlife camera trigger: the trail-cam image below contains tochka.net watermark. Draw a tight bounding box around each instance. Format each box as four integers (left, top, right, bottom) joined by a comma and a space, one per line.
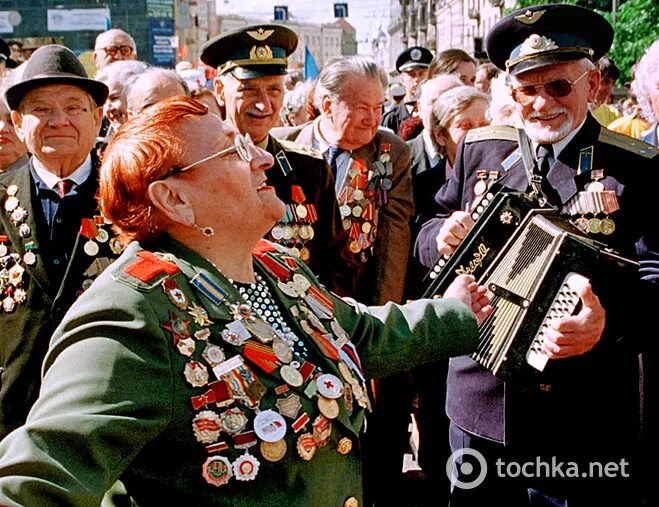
446, 448, 631, 489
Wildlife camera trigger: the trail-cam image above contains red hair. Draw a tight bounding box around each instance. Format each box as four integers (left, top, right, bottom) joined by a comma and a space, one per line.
99, 97, 208, 244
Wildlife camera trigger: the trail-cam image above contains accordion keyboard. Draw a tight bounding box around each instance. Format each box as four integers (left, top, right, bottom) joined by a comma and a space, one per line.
525, 273, 584, 371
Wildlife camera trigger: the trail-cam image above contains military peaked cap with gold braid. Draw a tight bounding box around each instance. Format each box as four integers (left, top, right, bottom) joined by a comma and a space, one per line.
199, 24, 298, 80
486, 3, 613, 76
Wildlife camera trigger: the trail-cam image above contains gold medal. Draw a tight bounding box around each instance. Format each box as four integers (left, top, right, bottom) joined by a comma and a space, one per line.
587, 217, 601, 234
317, 396, 340, 419
260, 439, 287, 462
349, 241, 360, 253
599, 217, 615, 235
336, 437, 353, 455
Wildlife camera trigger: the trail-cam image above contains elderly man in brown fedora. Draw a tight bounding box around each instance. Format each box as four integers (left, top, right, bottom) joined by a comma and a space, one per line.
0, 45, 123, 438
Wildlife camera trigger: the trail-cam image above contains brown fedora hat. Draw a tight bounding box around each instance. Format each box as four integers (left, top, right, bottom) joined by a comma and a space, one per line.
4, 44, 108, 110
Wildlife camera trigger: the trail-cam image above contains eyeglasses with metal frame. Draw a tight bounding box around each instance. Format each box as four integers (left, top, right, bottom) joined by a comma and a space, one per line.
163, 132, 254, 179
511, 70, 591, 107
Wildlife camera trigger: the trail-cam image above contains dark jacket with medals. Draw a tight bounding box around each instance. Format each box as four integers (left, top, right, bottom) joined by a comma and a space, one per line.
415, 116, 659, 459
0, 237, 478, 506
264, 135, 356, 295
272, 123, 415, 306
0, 155, 122, 438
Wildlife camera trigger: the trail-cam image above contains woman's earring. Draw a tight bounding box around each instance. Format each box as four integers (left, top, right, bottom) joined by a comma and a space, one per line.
194, 223, 215, 237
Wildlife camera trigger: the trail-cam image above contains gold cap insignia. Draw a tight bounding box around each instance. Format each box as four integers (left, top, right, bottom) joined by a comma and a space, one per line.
249, 45, 274, 61
515, 9, 545, 25
519, 34, 558, 56
247, 28, 275, 41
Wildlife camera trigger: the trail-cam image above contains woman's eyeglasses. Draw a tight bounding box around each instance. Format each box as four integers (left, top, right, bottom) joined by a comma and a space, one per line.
99, 45, 134, 57
164, 133, 254, 178
511, 70, 590, 106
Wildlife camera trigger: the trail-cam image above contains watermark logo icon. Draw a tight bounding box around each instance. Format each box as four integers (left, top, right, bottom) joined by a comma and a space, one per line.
446, 448, 488, 489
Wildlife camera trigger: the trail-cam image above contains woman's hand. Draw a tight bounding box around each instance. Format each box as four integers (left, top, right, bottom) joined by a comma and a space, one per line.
444, 274, 492, 325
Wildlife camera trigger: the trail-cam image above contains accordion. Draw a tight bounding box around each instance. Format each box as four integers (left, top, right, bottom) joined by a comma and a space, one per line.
422, 189, 545, 299
424, 191, 637, 378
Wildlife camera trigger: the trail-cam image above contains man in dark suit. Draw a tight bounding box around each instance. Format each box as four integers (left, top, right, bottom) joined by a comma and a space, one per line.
199, 25, 354, 295
381, 46, 433, 136
0, 45, 121, 439
416, 5, 659, 506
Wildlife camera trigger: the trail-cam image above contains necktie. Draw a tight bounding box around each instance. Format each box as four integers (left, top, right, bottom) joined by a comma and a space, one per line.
56, 179, 74, 198
327, 146, 343, 180
537, 144, 554, 176
536, 145, 560, 204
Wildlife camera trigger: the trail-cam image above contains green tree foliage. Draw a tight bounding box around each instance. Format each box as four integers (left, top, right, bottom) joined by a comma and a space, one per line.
607, 0, 659, 83
506, 0, 659, 84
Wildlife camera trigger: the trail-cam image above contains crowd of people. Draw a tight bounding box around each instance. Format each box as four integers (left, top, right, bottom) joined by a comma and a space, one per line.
0, 3, 655, 506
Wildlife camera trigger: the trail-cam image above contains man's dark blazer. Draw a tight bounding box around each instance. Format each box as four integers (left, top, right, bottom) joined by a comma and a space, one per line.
264, 135, 356, 295
381, 101, 411, 136
272, 123, 414, 306
0, 156, 118, 438
415, 116, 659, 470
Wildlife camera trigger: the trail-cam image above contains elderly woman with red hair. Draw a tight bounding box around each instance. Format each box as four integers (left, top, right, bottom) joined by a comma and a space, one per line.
0, 97, 489, 506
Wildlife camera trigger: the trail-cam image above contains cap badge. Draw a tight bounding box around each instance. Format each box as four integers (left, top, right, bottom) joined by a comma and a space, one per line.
247, 28, 275, 41
250, 45, 273, 61
520, 34, 558, 56
410, 48, 422, 61
515, 9, 545, 24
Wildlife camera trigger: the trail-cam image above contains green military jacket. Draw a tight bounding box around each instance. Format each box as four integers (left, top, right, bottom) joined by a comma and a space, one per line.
0, 237, 478, 506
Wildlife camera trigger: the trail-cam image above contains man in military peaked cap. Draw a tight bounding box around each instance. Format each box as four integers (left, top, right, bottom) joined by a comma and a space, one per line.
415, 4, 659, 506
381, 46, 433, 135
200, 24, 356, 294
0, 45, 122, 440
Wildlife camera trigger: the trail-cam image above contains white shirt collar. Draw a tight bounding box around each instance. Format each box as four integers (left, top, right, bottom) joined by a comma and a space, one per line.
532, 116, 587, 158
422, 129, 439, 163
32, 154, 93, 190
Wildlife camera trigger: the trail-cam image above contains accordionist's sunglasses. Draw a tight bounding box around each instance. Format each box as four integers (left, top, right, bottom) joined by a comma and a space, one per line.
511, 70, 590, 107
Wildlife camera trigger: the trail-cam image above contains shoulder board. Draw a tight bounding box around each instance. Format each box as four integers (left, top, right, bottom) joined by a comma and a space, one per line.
111, 250, 180, 291
598, 128, 659, 159
465, 125, 518, 143
277, 139, 323, 159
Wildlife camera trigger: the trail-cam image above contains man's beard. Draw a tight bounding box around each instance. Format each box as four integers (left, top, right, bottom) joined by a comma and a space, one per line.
522, 107, 575, 143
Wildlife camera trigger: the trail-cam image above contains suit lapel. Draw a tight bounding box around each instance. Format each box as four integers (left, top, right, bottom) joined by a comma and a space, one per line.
0, 163, 52, 298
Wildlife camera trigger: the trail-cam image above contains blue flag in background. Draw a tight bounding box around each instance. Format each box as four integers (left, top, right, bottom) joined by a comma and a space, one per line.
304, 46, 319, 80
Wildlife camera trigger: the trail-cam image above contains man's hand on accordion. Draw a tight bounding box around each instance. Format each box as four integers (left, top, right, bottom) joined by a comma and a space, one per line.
436, 211, 475, 256
443, 274, 493, 325
540, 278, 606, 360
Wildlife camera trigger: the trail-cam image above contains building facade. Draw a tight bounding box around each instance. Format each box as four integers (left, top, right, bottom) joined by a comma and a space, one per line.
385, 0, 505, 75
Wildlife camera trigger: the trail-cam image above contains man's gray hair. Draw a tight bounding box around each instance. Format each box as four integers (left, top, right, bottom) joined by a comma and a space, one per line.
633, 38, 659, 121
431, 85, 490, 155
127, 67, 191, 112
95, 60, 148, 88
94, 29, 137, 51
313, 56, 387, 110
